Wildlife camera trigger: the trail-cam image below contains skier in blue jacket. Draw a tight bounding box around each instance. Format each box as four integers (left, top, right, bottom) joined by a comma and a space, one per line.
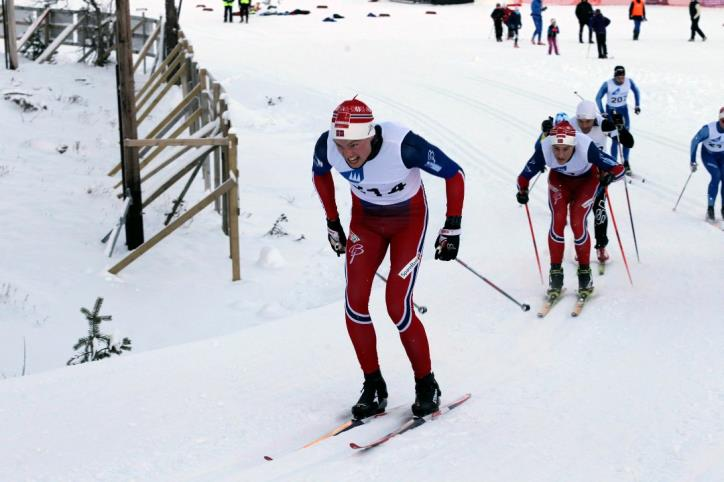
596, 65, 641, 174
690, 107, 724, 222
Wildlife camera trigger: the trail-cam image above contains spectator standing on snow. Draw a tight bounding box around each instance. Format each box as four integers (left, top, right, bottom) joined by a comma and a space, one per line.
223, 0, 234, 22
491, 4, 506, 42
239, 0, 251, 23
591, 9, 610, 59
629, 0, 646, 40
531, 0, 547, 45
547, 18, 560, 55
575, 0, 594, 44
689, 0, 707, 41
503, 4, 514, 40
510, 7, 523, 48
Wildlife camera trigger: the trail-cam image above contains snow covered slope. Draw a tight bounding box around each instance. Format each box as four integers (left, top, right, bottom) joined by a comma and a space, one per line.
1, 1, 723, 480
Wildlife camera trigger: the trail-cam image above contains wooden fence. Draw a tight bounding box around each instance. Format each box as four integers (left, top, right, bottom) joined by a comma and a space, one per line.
107, 30, 241, 281
1, 4, 158, 65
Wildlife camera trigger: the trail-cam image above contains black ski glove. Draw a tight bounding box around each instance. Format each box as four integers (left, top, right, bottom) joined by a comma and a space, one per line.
516, 189, 529, 205
326, 218, 347, 257
634, 106, 641, 115
434, 216, 461, 261
599, 171, 615, 187
611, 111, 625, 130
541, 116, 554, 136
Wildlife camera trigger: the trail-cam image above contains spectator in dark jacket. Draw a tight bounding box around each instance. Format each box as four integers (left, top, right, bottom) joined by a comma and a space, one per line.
590, 9, 611, 59
503, 4, 514, 39
575, 0, 594, 44
491, 3, 505, 42
629, 0, 646, 40
689, 0, 706, 41
509, 8, 522, 48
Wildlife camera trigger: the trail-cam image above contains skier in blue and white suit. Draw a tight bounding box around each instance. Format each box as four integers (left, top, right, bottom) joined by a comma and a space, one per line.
595, 65, 641, 172
690, 107, 724, 222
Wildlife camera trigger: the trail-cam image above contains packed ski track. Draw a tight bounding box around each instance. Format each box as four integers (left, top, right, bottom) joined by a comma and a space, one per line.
1, 0, 724, 481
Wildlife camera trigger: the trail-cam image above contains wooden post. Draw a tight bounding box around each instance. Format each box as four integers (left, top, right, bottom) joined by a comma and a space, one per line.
116, 0, 144, 249
228, 134, 241, 281
4, 0, 19, 69
198, 69, 212, 191
212, 82, 222, 213
219, 98, 230, 235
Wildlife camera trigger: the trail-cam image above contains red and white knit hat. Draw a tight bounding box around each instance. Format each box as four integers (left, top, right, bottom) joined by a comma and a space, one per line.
331, 97, 375, 140
550, 120, 577, 146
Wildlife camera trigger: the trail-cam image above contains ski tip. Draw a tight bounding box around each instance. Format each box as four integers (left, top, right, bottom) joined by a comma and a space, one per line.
349, 442, 363, 450
263, 455, 274, 461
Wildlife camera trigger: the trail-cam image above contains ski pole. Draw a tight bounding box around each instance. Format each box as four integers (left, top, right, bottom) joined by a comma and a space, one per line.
374, 272, 428, 314
524, 204, 545, 285
573, 90, 585, 102
618, 143, 640, 262
604, 188, 634, 286
672, 171, 693, 211
455, 258, 531, 312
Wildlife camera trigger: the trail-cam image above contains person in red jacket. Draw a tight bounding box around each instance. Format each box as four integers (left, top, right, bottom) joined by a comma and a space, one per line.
312, 98, 465, 419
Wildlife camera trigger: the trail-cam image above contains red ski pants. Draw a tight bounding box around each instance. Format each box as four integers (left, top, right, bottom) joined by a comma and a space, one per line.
344, 189, 432, 380
547, 170, 600, 266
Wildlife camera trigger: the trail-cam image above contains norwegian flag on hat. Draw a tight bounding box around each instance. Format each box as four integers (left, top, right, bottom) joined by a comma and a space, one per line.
331, 97, 375, 140
550, 120, 577, 146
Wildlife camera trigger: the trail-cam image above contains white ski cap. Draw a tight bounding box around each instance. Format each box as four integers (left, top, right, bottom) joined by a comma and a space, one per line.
576, 100, 598, 120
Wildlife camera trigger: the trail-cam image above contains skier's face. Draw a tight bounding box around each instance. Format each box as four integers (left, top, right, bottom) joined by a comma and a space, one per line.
334, 137, 373, 169
552, 144, 574, 164
614, 74, 625, 84
577, 118, 594, 133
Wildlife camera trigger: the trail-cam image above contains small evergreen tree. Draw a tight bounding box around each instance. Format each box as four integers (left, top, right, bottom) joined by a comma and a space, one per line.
67, 297, 131, 366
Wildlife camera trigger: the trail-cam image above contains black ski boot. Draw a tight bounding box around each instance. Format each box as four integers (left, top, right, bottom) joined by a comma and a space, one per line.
623, 161, 632, 176
706, 206, 715, 223
547, 264, 564, 298
411, 372, 441, 417
352, 370, 388, 420
577, 265, 594, 297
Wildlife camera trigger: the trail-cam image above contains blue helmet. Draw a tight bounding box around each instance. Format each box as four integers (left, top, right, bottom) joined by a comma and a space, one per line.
553, 112, 569, 125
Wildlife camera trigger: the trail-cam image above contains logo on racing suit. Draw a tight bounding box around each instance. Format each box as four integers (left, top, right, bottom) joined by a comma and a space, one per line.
341, 168, 364, 184
348, 243, 365, 264
398, 253, 422, 279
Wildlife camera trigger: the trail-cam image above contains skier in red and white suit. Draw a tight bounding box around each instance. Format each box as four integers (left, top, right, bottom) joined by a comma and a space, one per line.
516, 120, 625, 298
312, 98, 465, 419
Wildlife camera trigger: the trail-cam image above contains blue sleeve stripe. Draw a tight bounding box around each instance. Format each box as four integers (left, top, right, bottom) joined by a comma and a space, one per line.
595, 82, 607, 112
312, 132, 333, 175
401, 131, 463, 179
690, 125, 708, 164
630, 79, 641, 106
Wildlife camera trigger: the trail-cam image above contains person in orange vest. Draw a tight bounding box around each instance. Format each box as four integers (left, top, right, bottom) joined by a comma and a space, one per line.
629, 0, 646, 40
